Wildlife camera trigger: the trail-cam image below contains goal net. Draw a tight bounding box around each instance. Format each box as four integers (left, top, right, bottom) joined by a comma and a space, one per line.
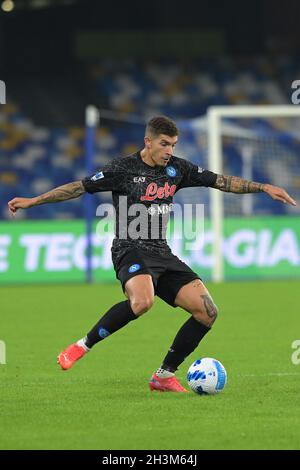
178, 106, 300, 281
88, 106, 300, 283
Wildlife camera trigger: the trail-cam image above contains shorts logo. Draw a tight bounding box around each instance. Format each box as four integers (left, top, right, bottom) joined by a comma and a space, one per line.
133, 176, 146, 183
166, 166, 177, 177
128, 263, 141, 273
91, 171, 104, 181
98, 327, 110, 338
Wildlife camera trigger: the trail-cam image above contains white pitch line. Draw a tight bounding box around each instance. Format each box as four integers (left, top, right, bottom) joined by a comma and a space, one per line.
238, 372, 300, 377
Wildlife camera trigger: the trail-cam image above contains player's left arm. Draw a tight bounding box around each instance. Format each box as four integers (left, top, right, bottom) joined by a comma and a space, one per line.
213, 174, 297, 206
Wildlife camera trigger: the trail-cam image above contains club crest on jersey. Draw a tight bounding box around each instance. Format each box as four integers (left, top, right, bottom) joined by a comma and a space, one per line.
133, 176, 146, 183
198, 166, 204, 173
166, 166, 177, 177
91, 171, 104, 181
128, 264, 141, 273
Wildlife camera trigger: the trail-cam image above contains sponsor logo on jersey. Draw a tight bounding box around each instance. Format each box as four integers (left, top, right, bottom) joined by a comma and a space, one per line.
91, 171, 104, 181
140, 182, 176, 201
166, 166, 177, 177
133, 176, 146, 183
147, 204, 173, 216
147, 206, 157, 216
128, 263, 141, 273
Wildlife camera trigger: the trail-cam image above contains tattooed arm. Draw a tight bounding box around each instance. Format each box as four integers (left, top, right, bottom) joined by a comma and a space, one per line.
8, 181, 86, 215
213, 175, 296, 206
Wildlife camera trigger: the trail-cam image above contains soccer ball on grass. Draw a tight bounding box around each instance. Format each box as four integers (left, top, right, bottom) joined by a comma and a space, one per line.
187, 358, 227, 395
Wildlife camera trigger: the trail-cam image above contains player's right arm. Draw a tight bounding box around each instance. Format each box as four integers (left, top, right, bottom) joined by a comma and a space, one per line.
8, 180, 85, 215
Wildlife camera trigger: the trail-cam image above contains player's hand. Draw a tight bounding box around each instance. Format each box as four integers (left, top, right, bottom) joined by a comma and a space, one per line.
7, 197, 35, 216
263, 184, 297, 206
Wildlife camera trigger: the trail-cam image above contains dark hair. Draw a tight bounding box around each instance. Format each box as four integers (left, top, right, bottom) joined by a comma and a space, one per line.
146, 116, 179, 137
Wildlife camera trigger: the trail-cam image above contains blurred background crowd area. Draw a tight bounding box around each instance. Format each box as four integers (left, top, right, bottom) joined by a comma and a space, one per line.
1, 0, 300, 220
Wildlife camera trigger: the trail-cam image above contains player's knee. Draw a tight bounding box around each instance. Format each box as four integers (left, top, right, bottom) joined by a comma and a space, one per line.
192, 303, 218, 327
130, 297, 154, 316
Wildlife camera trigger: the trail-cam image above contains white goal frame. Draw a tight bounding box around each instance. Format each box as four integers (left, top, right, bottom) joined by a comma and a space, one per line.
207, 105, 300, 283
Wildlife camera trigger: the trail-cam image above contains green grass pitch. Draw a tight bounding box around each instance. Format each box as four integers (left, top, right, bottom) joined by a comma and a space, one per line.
0, 279, 300, 450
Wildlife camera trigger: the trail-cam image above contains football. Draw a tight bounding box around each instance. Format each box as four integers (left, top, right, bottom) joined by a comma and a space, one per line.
187, 358, 227, 395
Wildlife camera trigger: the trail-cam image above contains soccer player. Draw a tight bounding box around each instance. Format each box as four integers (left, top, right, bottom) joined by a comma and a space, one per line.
8, 116, 296, 392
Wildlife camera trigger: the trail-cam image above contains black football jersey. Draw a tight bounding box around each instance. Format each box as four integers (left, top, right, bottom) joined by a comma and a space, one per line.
82, 151, 217, 264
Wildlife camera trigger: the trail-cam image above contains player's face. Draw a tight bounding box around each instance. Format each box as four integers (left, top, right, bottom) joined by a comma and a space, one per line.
147, 134, 178, 166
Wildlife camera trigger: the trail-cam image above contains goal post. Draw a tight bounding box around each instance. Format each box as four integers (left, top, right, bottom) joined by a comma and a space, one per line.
85, 105, 100, 283
207, 105, 300, 282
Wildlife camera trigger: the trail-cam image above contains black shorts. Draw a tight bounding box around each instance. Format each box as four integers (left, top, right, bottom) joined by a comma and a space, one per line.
114, 248, 200, 308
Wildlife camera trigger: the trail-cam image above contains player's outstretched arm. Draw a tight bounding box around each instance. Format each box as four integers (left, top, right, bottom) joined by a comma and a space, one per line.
8, 180, 86, 216
213, 175, 296, 206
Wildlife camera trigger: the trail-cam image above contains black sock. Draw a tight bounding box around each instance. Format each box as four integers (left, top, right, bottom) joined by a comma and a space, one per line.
85, 300, 137, 349
161, 317, 211, 372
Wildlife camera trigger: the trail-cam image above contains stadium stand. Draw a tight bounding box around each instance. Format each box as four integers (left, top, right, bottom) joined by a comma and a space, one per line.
1, 57, 300, 220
